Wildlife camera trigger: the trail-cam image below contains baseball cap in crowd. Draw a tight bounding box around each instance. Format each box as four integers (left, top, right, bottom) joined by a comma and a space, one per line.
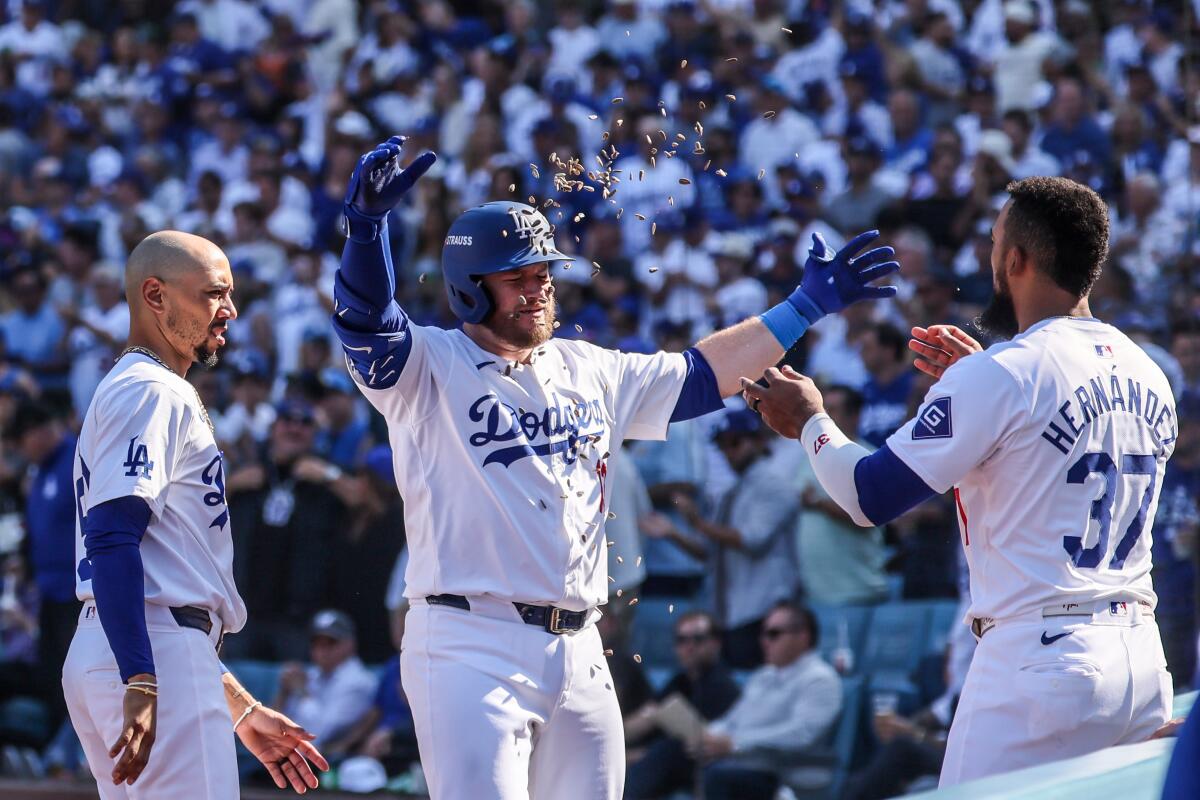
1003, 0, 1036, 25
712, 407, 762, 441
713, 232, 754, 261
364, 445, 395, 485
768, 217, 801, 241
846, 135, 879, 158
318, 366, 355, 395
227, 349, 271, 381
976, 129, 1017, 175
310, 609, 355, 641
967, 74, 994, 96
274, 398, 316, 425
333, 111, 372, 139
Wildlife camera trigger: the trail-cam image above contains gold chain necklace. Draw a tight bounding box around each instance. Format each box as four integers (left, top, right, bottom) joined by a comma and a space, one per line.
118, 346, 215, 435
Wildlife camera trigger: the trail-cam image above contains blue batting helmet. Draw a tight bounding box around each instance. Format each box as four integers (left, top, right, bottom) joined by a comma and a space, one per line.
441, 201, 570, 324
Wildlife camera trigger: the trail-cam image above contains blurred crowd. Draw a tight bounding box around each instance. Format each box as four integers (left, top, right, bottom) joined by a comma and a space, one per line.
0, 0, 1199, 795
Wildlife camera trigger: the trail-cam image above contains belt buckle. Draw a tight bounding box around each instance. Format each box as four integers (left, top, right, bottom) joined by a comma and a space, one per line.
547, 607, 568, 634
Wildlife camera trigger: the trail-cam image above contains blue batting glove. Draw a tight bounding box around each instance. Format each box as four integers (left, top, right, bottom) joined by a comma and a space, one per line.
787, 230, 900, 323
344, 135, 437, 220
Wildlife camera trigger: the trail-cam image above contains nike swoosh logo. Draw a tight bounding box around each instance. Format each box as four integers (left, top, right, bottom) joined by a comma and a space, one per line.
1041, 631, 1073, 645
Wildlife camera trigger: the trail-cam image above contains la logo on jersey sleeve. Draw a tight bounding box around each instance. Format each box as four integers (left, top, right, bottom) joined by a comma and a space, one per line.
913, 397, 953, 440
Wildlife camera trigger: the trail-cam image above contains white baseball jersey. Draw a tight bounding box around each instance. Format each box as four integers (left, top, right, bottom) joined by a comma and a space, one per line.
73, 353, 246, 633
353, 327, 686, 611
887, 317, 1176, 622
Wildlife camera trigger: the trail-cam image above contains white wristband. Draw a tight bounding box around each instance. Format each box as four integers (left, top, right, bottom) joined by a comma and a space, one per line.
799, 413, 874, 527
234, 700, 262, 732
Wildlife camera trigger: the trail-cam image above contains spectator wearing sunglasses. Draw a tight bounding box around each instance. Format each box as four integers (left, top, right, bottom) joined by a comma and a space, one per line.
693, 602, 843, 800
625, 611, 741, 799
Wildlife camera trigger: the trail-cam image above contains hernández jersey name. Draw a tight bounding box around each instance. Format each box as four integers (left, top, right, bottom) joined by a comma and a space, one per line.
350, 325, 687, 611
886, 317, 1176, 622
74, 353, 246, 633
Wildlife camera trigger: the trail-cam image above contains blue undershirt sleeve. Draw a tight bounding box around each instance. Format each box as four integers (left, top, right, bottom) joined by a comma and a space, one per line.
332, 213, 415, 390
853, 444, 938, 526
670, 347, 725, 422
83, 496, 154, 683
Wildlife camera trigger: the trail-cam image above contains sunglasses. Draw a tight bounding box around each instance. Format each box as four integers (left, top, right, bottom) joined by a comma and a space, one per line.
675, 633, 712, 645
760, 626, 798, 642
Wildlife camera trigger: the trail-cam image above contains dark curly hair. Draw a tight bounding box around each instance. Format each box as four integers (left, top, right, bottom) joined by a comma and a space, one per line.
1003, 176, 1109, 298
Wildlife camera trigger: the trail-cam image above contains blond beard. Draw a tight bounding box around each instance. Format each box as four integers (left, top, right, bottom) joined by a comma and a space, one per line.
487, 299, 558, 348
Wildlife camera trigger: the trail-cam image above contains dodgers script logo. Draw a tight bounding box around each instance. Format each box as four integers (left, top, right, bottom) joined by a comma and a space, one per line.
468, 392, 606, 467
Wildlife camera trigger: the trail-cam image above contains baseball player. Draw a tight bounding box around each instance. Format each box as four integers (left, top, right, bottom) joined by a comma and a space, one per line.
63, 231, 328, 798
329, 135, 899, 799
744, 177, 1176, 785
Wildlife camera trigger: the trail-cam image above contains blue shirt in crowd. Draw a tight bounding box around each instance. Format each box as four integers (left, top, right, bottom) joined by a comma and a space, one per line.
25, 433, 79, 603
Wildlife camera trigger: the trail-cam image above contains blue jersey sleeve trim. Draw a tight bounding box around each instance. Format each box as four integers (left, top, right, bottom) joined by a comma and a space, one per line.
853, 444, 938, 525
670, 347, 725, 422
82, 496, 154, 682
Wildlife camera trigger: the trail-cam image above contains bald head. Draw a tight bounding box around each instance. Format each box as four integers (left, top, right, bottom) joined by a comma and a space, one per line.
125, 230, 228, 308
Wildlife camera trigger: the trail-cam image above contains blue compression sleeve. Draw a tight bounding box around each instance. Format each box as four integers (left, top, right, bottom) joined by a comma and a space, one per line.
83, 496, 154, 682
853, 444, 938, 526
333, 211, 415, 389
670, 347, 725, 422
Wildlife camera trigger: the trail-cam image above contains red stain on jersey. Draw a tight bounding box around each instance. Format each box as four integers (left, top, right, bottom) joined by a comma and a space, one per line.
597, 460, 608, 513
954, 487, 969, 546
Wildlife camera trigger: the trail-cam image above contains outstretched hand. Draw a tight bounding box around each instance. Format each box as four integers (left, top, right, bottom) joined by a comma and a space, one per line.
237, 704, 329, 795
791, 230, 900, 321
345, 135, 437, 218
909, 325, 983, 380
740, 365, 825, 439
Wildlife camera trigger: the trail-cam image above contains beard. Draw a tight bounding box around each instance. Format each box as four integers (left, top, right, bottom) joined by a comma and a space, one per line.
486, 297, 558, 349
194, 344, 219, 369
975, 272, 1019, 341
167, 308, 224, 368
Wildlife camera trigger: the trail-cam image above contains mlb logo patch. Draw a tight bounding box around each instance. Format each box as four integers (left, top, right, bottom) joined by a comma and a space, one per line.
913, 397, 953, 440
1095, 344, 1114, 359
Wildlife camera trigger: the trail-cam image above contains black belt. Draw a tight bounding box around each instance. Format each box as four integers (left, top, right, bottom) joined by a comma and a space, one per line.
170, 605, 224, 653
426, 594, 590, 635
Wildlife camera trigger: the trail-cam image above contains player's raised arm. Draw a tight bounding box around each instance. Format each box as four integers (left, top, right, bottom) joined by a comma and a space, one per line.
331, 135, 436, 390
685, 231, 898, 408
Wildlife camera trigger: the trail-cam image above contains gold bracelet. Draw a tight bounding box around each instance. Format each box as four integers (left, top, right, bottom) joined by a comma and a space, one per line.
127, 681, 158, 689
126, 685, 158, 697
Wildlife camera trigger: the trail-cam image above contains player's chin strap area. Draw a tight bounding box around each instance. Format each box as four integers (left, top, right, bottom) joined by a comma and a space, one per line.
425, 594, 592, 635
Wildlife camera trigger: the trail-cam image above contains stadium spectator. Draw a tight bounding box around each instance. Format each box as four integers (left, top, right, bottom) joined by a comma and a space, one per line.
624, 610, 741, 800
674, 408, 800, 669
226, 400, 345, 660
794, 385, 888, 605
6, 401, 76, 733
275, 609, 376, 748
696, 602, 842, 800
856, 322, 916, 448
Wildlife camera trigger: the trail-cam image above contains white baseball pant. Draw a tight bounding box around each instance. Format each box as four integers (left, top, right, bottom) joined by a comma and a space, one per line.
62, 601, 238, 800
401, 596, 624, 800
940, 600, 1172, 786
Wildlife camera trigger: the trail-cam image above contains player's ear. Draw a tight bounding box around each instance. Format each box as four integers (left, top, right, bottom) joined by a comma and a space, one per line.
141, 277, 167, 315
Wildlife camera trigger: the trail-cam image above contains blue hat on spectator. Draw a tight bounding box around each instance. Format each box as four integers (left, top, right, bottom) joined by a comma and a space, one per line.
319, 366, 355, 395
846, 135, 879, 157
546, 74, 576, 102
682, 70, 714, 99
364, 445, 395, 485
274, 398, 316, 425
967, 74, 995, 95
712, 407, 762, 441
228, 348, 270, 380
761, 75, 787, 96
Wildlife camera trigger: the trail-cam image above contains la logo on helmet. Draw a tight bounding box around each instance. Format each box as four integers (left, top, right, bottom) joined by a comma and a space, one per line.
507, 206, 550, 245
